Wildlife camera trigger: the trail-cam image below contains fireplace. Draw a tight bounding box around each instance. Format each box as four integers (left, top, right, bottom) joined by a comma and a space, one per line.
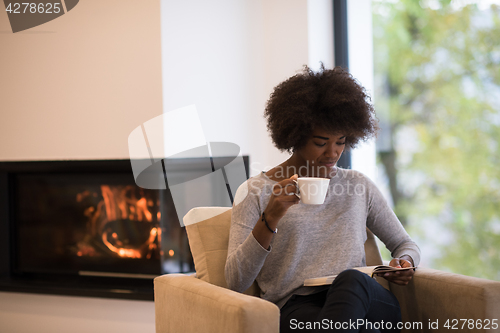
0, 158, 248, 300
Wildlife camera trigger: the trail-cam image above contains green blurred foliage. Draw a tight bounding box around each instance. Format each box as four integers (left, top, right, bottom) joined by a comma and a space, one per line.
373, 0, 500, 280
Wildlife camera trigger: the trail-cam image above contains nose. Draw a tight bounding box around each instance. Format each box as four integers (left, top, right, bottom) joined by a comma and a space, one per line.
324, 143, 340, 159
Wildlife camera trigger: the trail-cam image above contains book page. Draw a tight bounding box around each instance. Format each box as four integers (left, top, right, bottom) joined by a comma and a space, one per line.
304, 266, 416, 286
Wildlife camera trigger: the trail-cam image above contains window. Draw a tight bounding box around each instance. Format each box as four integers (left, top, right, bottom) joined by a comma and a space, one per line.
372, 0, 500, 280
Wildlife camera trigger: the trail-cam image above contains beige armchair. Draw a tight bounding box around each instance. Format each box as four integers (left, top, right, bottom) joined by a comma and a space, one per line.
154, 207, 500, 333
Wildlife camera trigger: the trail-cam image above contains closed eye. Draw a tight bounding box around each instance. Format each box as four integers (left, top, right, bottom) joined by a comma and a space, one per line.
314, 142, 326, 147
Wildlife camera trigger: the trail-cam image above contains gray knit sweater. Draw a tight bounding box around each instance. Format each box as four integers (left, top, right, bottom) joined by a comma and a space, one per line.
225, 168, 420, 309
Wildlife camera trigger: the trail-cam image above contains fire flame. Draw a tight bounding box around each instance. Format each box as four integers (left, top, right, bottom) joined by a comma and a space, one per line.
77, 185, 160, 259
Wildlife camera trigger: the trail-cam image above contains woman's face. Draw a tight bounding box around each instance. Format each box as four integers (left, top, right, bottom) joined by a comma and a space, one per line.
294, 128, 346, 178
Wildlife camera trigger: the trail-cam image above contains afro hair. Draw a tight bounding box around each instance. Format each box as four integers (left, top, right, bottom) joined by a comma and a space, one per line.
264, 65, 379, 153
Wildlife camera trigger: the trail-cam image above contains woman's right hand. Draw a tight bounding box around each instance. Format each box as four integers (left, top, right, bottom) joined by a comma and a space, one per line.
263, 174, 300, 228
252, 174, 300, 249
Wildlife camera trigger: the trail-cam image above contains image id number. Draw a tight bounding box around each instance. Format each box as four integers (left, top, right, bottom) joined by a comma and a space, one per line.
6, 3, 62, 14
444, 319, 498, 330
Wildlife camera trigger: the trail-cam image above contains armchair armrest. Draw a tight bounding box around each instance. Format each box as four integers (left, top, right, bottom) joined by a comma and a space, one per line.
390, 267, 500, 332
154, 274, 280, 333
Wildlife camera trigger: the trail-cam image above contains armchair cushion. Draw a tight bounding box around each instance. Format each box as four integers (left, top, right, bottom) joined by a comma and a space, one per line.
184, 207, 259, 296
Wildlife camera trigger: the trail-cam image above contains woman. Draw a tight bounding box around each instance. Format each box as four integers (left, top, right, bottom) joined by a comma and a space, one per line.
225, 66, 420, 333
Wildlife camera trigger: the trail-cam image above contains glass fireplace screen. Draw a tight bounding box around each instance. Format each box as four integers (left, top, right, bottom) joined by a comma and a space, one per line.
13, 172, 192, 277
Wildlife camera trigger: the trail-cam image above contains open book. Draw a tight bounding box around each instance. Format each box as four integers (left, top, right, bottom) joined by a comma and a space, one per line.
304, 265, 416, 287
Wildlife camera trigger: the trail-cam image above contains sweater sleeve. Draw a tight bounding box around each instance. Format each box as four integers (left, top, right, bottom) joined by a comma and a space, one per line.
224, 180, 272, 292
364, 177, 421, 267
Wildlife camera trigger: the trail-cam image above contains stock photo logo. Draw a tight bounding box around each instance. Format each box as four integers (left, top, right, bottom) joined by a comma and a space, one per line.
128, 106, 248, 227
3, 0, 79, 33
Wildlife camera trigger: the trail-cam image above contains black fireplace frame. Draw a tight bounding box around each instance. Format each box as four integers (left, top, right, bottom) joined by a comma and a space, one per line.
0, 158, 248, 300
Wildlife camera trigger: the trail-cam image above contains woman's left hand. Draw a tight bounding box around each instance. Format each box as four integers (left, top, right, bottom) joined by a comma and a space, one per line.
380, 257, 415, 286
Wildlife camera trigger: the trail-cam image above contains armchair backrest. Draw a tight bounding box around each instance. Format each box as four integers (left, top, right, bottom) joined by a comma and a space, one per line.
184, 207, 384, 297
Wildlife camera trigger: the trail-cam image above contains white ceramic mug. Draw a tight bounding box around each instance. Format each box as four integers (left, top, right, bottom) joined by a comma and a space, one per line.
293, 177, 330, 204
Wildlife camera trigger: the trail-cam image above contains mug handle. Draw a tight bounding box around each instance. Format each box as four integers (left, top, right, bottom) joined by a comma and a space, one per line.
291, 179, 301, 199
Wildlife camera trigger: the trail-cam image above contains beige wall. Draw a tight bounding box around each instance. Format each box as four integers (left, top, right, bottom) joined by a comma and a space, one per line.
0, 0, 163, 160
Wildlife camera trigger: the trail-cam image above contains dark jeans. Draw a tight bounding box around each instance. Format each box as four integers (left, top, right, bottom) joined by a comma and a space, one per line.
280, 269, 402, 333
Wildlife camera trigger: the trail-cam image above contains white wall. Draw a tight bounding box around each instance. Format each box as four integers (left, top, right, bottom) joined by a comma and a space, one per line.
347, 0, 377, 182
160, 0, 310, 176
307, 0, 334, 71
